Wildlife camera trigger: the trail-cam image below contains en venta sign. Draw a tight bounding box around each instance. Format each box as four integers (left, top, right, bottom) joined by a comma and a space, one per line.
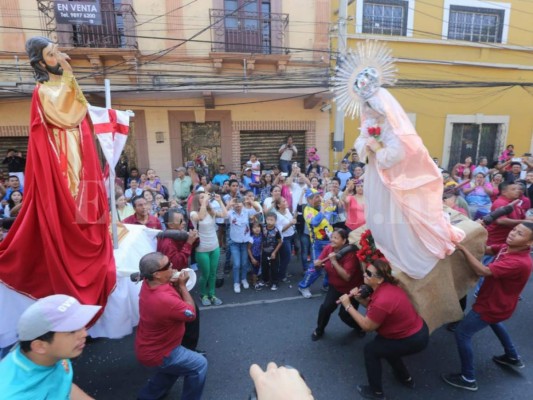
54, 1, 102, 26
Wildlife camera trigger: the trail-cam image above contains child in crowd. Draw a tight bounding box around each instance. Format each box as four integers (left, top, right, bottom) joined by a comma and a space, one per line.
261, 212, 283, 291
248, 222, 265, 291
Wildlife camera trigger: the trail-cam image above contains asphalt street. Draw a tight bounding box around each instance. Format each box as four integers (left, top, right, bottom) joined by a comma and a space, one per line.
73, 259, 533, 400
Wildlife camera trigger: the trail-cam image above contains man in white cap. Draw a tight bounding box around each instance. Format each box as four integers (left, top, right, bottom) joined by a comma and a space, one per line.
0, 294, 100, 399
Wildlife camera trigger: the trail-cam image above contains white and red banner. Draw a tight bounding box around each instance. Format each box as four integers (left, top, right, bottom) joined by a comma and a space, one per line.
88, 105, 130, 169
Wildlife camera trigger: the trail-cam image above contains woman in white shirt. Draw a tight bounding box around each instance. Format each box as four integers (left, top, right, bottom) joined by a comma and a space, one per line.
227, 198, 253, 293
116, 194, 134, 221
274, 197, 297, 281
190, 192, 227, 306
262, 185, 282, 214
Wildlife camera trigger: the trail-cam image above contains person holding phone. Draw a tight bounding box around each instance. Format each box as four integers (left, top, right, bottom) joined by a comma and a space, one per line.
279, 136, 298, 174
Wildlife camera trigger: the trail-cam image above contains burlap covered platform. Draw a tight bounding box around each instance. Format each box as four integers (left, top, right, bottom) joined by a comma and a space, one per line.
349, 208, 487, 333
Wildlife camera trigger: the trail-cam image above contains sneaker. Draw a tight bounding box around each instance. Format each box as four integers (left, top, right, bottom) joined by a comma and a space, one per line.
257, 280, 265, 287
210, 296, 223, 306
241, 279, 250, 289
201, 296, 211, 306
311, 330, 323, 341
298, 287, 312, 298
271, 284, 278, 291
321, 285, 329, 292
393, 372, 415, 389
441, 373, 478, 391
493, 354, 525, 369
234, 283, 241, 293
357, 385, 385, 400
254, 283, 263, 291
281, 277, 289, 283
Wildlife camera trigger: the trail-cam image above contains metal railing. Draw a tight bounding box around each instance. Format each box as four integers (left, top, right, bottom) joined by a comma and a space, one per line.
53, 3, 138, 49
209, 9, 289, 55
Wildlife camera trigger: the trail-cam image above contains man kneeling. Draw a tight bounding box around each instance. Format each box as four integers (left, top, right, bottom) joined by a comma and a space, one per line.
136, 252, 207, 400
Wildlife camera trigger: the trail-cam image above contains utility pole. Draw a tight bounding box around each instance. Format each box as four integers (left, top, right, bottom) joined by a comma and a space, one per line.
333, 0, 348, 167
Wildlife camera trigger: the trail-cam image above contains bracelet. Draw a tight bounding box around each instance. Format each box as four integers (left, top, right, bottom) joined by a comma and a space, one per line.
345, 304, 352, 312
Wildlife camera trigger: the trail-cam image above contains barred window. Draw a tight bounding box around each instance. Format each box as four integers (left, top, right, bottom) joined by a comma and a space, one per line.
362, 0, 408, 36
448, 6, 504, 43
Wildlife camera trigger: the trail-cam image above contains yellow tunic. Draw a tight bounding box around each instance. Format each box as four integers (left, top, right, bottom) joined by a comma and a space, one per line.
38, 72, 88, 198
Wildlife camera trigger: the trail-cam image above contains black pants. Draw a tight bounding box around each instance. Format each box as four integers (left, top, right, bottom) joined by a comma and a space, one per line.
181, 302, 200, 351
261, 251, 280, 285
315, 285, 362, 335
364, 321, 429, 392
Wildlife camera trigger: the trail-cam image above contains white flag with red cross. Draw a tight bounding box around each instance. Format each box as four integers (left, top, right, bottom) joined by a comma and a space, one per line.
88, 105, 130, 168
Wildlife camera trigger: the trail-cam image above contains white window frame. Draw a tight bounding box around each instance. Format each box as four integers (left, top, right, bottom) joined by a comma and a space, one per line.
442, 0, 511, 44
441, 114, 509, 168
355, 0, 415, 37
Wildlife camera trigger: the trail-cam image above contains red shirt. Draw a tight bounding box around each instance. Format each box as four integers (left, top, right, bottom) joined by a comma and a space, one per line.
318, 245, 363, 294
157, 238, 192, 271
366, 283, 423, 339
486, 196, 524, 246
135, 282, 196, 367
473, 245, 532, 323
123, 214, 162, 230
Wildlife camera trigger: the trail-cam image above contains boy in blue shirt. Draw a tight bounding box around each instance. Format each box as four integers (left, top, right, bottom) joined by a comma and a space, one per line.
0, 294, 100, 399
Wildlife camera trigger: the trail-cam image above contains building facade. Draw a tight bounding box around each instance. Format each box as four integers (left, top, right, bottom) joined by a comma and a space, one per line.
330, 0, 533, 170
0, 0, 332, 185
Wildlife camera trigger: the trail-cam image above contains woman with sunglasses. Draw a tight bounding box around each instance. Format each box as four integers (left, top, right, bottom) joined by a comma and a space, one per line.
338, 259, 429, 400
310, 228, 364, 341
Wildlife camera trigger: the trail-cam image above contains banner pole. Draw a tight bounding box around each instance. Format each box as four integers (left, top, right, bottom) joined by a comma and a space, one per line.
105, 78, 119, 250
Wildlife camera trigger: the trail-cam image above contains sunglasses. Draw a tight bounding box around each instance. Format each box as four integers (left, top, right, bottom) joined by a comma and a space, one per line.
154, 260, 172, 273
365, 269, 380, 278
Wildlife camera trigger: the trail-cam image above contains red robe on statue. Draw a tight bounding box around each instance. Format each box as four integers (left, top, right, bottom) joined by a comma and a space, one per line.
0, 81, 116, 312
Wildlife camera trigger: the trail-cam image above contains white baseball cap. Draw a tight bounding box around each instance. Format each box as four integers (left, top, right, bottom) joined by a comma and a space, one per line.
17, 294, 101, 341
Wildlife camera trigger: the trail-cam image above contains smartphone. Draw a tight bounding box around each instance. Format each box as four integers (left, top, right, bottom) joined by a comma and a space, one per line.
160, 201, 170, 208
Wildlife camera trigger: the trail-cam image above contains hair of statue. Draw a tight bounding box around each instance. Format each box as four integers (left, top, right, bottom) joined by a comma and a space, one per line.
25, 36, 53, 83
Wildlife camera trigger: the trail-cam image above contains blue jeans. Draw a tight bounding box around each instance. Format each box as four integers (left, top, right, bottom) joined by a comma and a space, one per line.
230, 242, 249, 284
279, 235, 294, 279
299, 233, 311, 272
298, 239, 329, 289
138, 345, 207, 400
279, 159, 291, 173
224, 223, 232, 270
455, 310, 518, 381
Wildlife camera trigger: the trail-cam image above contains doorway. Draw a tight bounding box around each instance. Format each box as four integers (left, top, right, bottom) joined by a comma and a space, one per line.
447, 123, 501, 170
180, 122, 222, 176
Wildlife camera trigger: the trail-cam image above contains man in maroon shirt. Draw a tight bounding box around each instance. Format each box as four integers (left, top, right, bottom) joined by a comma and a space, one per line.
486, 182, 524, 246
442, 222, 533, 392
123, 196, 162, 229
157, 208, 203, 353
135, 252, 207, 400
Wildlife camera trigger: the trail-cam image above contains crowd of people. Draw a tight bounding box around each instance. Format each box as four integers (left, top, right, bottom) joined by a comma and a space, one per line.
1, 139, 533, 399
2, 35, 532, 399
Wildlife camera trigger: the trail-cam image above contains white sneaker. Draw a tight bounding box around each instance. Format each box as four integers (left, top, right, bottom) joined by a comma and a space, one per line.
298, 287, 312, 298
234, 283, 241, 293
241, 279, 250, 289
